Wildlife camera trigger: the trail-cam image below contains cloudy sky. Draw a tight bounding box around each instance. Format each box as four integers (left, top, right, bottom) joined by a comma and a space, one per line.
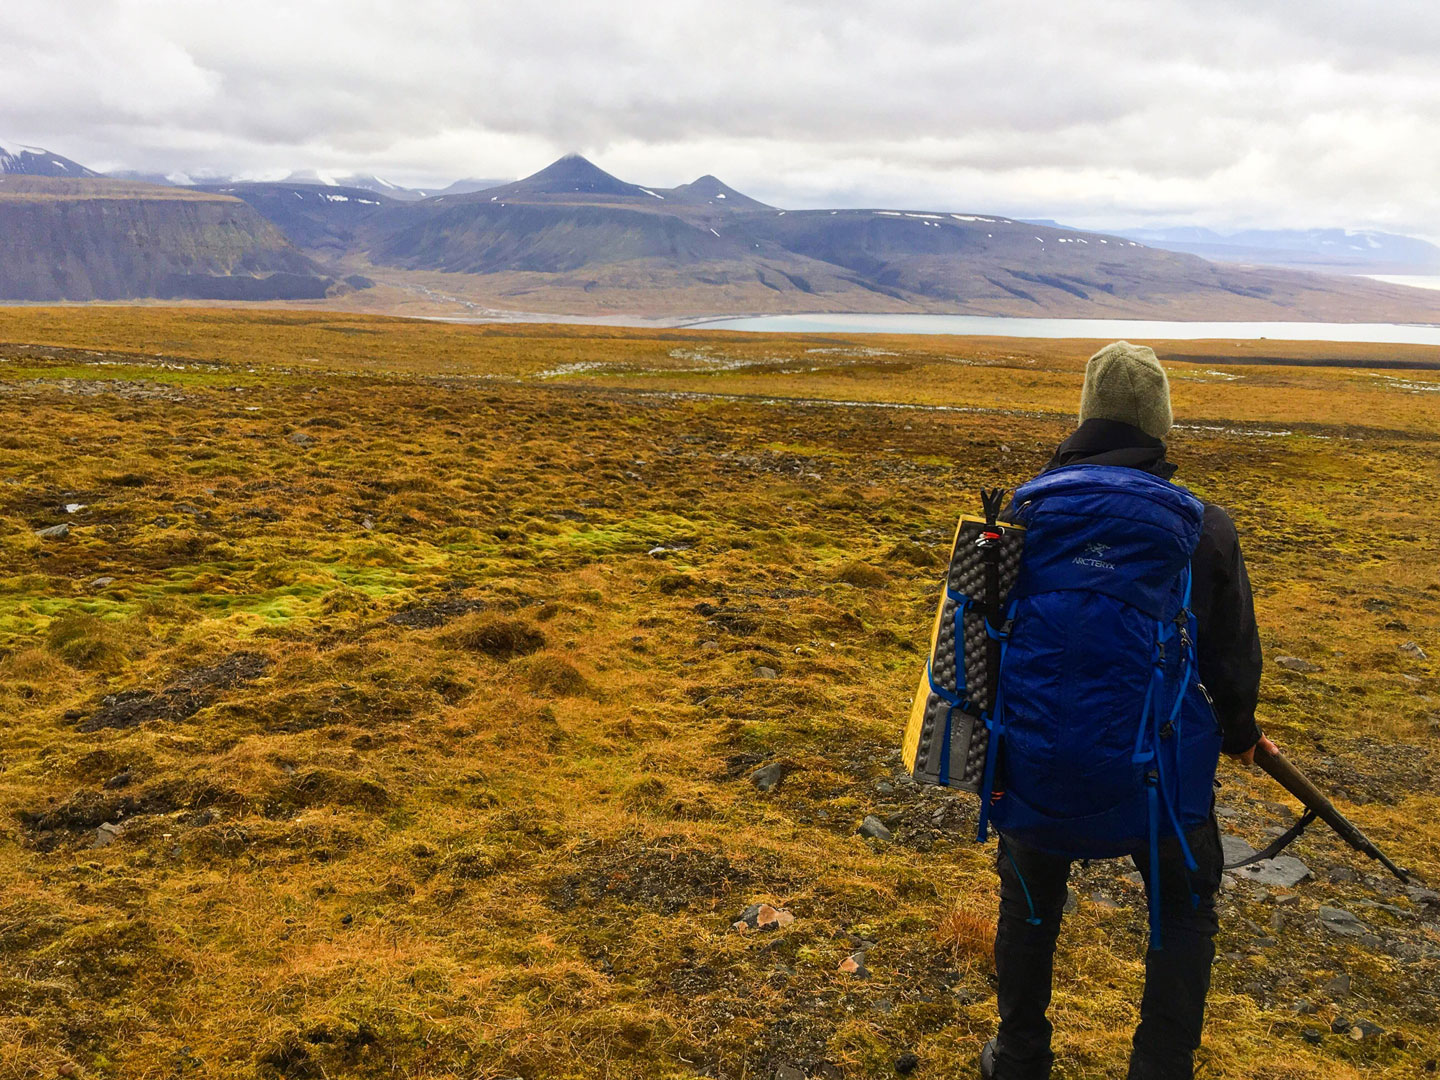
4, 0, 1438, 234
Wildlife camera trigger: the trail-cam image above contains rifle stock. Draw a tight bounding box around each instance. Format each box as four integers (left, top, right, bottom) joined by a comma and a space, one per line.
1254, 742, 1410, 884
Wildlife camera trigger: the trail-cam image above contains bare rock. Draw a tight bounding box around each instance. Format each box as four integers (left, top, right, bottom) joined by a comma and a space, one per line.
1319, 906, 1367, 937
838, 951, 870, 978
1400, 641, 1428, 660
1233, 855, 1311, 889
732, 902, 796, 933
1221, 833, 1256, 864
1405, 885, 1439, 909
1323, 973, 1352, 998
1275, 656, 1319, 673
91, 821, 122, 848
35, 523, 70, 540
858, 815, 892, 842
750, 762, 787, 792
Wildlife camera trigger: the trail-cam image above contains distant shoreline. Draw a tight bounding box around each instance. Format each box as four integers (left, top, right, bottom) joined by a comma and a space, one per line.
6, 299, 1440, 350
422, 310, 1440, 347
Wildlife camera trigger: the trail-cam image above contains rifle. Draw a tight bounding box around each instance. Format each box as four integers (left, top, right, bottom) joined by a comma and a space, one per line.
1226, 741, 1411, 884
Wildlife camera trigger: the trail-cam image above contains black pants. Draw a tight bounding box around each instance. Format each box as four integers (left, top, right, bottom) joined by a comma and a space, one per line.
992, 816, 1223, 1080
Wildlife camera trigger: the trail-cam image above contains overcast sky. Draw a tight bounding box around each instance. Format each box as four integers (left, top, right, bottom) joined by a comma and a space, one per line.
4, 0, 1439, 234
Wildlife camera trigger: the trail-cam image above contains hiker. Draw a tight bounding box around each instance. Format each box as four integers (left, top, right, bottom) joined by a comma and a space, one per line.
979, 342, 1276, 1080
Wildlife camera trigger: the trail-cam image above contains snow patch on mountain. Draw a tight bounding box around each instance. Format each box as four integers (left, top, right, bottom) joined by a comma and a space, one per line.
0, 141, 99, 177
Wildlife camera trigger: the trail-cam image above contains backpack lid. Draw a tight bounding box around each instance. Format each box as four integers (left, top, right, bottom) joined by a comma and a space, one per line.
1010, 465, 1205, 619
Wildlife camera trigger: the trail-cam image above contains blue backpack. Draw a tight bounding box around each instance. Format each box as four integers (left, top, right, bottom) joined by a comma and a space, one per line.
978, 464, 1224, 941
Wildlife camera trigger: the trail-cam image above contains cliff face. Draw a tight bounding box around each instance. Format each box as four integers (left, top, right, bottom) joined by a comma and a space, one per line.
0, 179, 329, 300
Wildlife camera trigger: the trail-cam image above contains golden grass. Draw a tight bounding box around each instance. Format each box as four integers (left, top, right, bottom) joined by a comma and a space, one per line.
935, 903, 996, 975
0, 307, 1435, 1078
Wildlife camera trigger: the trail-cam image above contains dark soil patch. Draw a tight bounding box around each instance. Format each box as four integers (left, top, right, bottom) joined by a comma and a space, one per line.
549, 838, 788, 916
76, 652, 272, 731
221, 682, 423, 733
385, 596, 488, 629
667, 960, 730, 996
19, 779, 233, 838
750, 1013, 843, 1080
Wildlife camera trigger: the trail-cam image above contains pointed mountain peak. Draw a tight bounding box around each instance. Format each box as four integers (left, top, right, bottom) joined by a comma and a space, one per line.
664, 174, 772, 210
457, 154, 655, 203
516, 154, 644, 196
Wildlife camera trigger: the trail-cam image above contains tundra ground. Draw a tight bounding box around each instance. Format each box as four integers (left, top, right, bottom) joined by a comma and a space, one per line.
0, 309, 1436, 1079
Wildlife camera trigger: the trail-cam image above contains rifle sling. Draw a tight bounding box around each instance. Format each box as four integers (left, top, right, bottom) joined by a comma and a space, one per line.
1222, 808, 1318, 871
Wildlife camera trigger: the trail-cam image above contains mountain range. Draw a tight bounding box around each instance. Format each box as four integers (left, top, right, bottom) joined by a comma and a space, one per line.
4, 141, 1440, 320
106, 168, 509, 202
1114, 226, 1440, 275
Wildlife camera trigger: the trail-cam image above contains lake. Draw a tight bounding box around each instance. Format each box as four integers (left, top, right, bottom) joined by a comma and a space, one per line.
684, 313, 1440, 345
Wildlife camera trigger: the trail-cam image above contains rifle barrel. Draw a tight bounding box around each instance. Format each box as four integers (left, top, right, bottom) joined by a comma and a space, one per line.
1255, 743, 1410, 884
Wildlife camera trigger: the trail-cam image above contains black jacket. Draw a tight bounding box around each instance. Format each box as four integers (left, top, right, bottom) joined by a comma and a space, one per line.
1040, 418, 1263, 754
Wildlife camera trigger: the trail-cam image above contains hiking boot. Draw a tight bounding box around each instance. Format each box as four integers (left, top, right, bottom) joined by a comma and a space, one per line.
979, 1038, 998, 1079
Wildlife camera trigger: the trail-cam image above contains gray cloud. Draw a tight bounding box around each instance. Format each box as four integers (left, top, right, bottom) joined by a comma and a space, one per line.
3, 0, 1438, 234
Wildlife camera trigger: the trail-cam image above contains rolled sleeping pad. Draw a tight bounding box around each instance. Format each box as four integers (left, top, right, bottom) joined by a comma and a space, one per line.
901, 514, 1024, 791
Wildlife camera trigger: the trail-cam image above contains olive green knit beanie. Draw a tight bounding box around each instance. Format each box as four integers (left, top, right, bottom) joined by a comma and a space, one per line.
1078, 341, 1173, 440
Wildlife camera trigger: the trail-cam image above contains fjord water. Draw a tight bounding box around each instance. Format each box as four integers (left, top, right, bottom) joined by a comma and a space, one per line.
686, 313, 1440, 344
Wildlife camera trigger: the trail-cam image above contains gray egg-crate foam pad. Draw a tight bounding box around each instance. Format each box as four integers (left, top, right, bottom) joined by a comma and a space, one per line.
902, 515, 1024, 791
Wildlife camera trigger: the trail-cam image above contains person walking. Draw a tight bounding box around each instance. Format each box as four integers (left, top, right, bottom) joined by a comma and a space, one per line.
978, 342, 1274, 1080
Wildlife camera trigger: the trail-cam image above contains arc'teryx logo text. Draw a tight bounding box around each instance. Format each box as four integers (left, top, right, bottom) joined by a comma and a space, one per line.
1073, 541, 1117, 570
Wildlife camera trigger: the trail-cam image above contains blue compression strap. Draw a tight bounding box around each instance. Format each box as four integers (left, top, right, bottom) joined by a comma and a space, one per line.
947, 588, 972, 699
1131, 659, 1161, 764
928, 591, 974, 787
1154, 651, 1199, 874
926, 659, 960, 707
924, 660, 959, 787
1144, 567, 1201, 951
1154, 569, 1200, 874
928, 591, 973, 711
975, 599, 1017, 842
